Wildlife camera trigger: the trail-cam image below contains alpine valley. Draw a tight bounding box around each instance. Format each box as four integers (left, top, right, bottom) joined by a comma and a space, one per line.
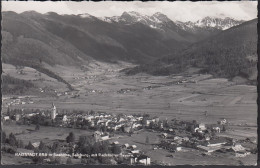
1, 10, 258, 165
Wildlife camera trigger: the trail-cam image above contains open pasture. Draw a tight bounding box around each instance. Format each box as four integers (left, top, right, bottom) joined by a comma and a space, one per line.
3, 62, 257, 138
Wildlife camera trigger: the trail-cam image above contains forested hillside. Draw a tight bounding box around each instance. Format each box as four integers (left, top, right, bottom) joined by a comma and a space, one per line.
124, 19, 257, 83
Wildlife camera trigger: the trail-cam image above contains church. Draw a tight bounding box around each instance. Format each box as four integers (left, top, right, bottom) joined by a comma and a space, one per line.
51, 103, 57, 120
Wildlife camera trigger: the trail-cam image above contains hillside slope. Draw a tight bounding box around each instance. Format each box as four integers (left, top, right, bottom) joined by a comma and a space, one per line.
124, 19, 257, 83
2, 11, 227, 65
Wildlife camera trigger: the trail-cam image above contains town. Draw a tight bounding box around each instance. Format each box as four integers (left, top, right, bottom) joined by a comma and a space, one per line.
2, 103, 257, 165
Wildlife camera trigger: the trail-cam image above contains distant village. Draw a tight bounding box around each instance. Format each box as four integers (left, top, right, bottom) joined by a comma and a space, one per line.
2, 103, 257, 165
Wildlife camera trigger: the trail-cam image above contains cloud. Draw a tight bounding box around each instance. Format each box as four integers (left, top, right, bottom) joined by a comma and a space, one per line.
2, 1, 257, 22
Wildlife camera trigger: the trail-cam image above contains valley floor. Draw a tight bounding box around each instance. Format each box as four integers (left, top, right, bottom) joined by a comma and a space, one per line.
2, 61, 257, 165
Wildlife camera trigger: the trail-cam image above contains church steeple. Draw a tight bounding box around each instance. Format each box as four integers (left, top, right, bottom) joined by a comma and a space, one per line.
51, 102, 57, 120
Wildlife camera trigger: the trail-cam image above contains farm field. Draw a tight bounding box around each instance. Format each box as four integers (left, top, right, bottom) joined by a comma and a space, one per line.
3, 122, 94, 145
2, 61, 257, 165
3, 62, 257, 128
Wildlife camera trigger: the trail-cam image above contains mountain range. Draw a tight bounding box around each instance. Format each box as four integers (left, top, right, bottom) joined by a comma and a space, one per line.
1, 11, 257, 91
2, 11, 246, 65
125, 18, 257, 83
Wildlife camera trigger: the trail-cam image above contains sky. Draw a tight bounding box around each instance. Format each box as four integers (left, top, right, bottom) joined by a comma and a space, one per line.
2, 1, 258, 22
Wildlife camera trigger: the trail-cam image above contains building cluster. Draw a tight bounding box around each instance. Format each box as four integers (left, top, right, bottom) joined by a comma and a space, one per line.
2, 103, 257, 165
152, 118, 256, 158
3, 103, 147, 133
3, 97, 34, 108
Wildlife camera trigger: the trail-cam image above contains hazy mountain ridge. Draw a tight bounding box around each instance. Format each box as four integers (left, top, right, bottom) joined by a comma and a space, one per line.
1, 11, 194, 65
124, 19, 257, 83
176, 17, 244, 31
100, 12, 244, 31
100, 11, 245, 41
1, 10, 255, 92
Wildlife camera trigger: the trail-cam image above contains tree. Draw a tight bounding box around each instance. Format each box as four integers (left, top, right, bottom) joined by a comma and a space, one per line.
51, 141, 61, 153
222, 125, 226, 132
187, 125, 195, 133
26, 141, 34, 150
35, 124, 40, 131
112, 145, 121, 154
77, 136, 94, 154
2, 131, 6, 143
7, 107, 10, 116
18, 140, 24, 148
9, 133, 17, 147
100, 141, 110, 154
32, 155, 44, 164
38, 141, 48, 153
149, 122, 154, 129
54, 157, 61, 164
66, 132, 75, 143
92, 142, 101, 154
66, 157, 72, 164
145, 136, 150, 144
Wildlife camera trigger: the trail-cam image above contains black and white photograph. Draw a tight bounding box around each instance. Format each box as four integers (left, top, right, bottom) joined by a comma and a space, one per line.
1, 1, 258, 165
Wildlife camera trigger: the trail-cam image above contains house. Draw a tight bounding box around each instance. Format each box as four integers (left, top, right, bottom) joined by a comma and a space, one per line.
194, 127, 203, 133
154, 117, 160, 123
159, 122, 164, 129
199, 123, 206, 130
113, 141, 119, 145
205, 135, 211, 141
212, 126, 221, 133
182, 137, 189, 141
145, 120, 151, 126
55, 114, 68, 123
105, 120, 111, 126
3, 116, 10, 121
90, 121, 95, 127
97, 119, 107, 125
136, 117, 143, 121
176, 147, 182, 151
15, 114, 21, 121
168, 128, 174, 132
25, 113, 35, 117
85, 116, 94, 121
123, 126, 131, 133
231, 144, 246, 152
101, 135, 109, 141
137, 155, 151, 165
206, 139, 227, 147
93, 131, 102, 142
161, 133, 168, 138
113, 124, 123, 131
174, 136, 182, 141
32, 142, 40, 148
197, 145, 223, 153
131, 150, 140, 154
122, 143, 130, 148
132, 123, 142, 129
218, 118, 227, 125
104, 114, 111, 118
130, 145, 137, 149
118, 118, 126, 123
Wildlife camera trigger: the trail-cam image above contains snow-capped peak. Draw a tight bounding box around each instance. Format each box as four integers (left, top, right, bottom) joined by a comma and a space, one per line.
99, 11, 173, 31
176, 16, 244, 31
79, 13, 94, 18
127, 11, 142, 17
194, 16, 244, 30
152, 12, 170, 22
